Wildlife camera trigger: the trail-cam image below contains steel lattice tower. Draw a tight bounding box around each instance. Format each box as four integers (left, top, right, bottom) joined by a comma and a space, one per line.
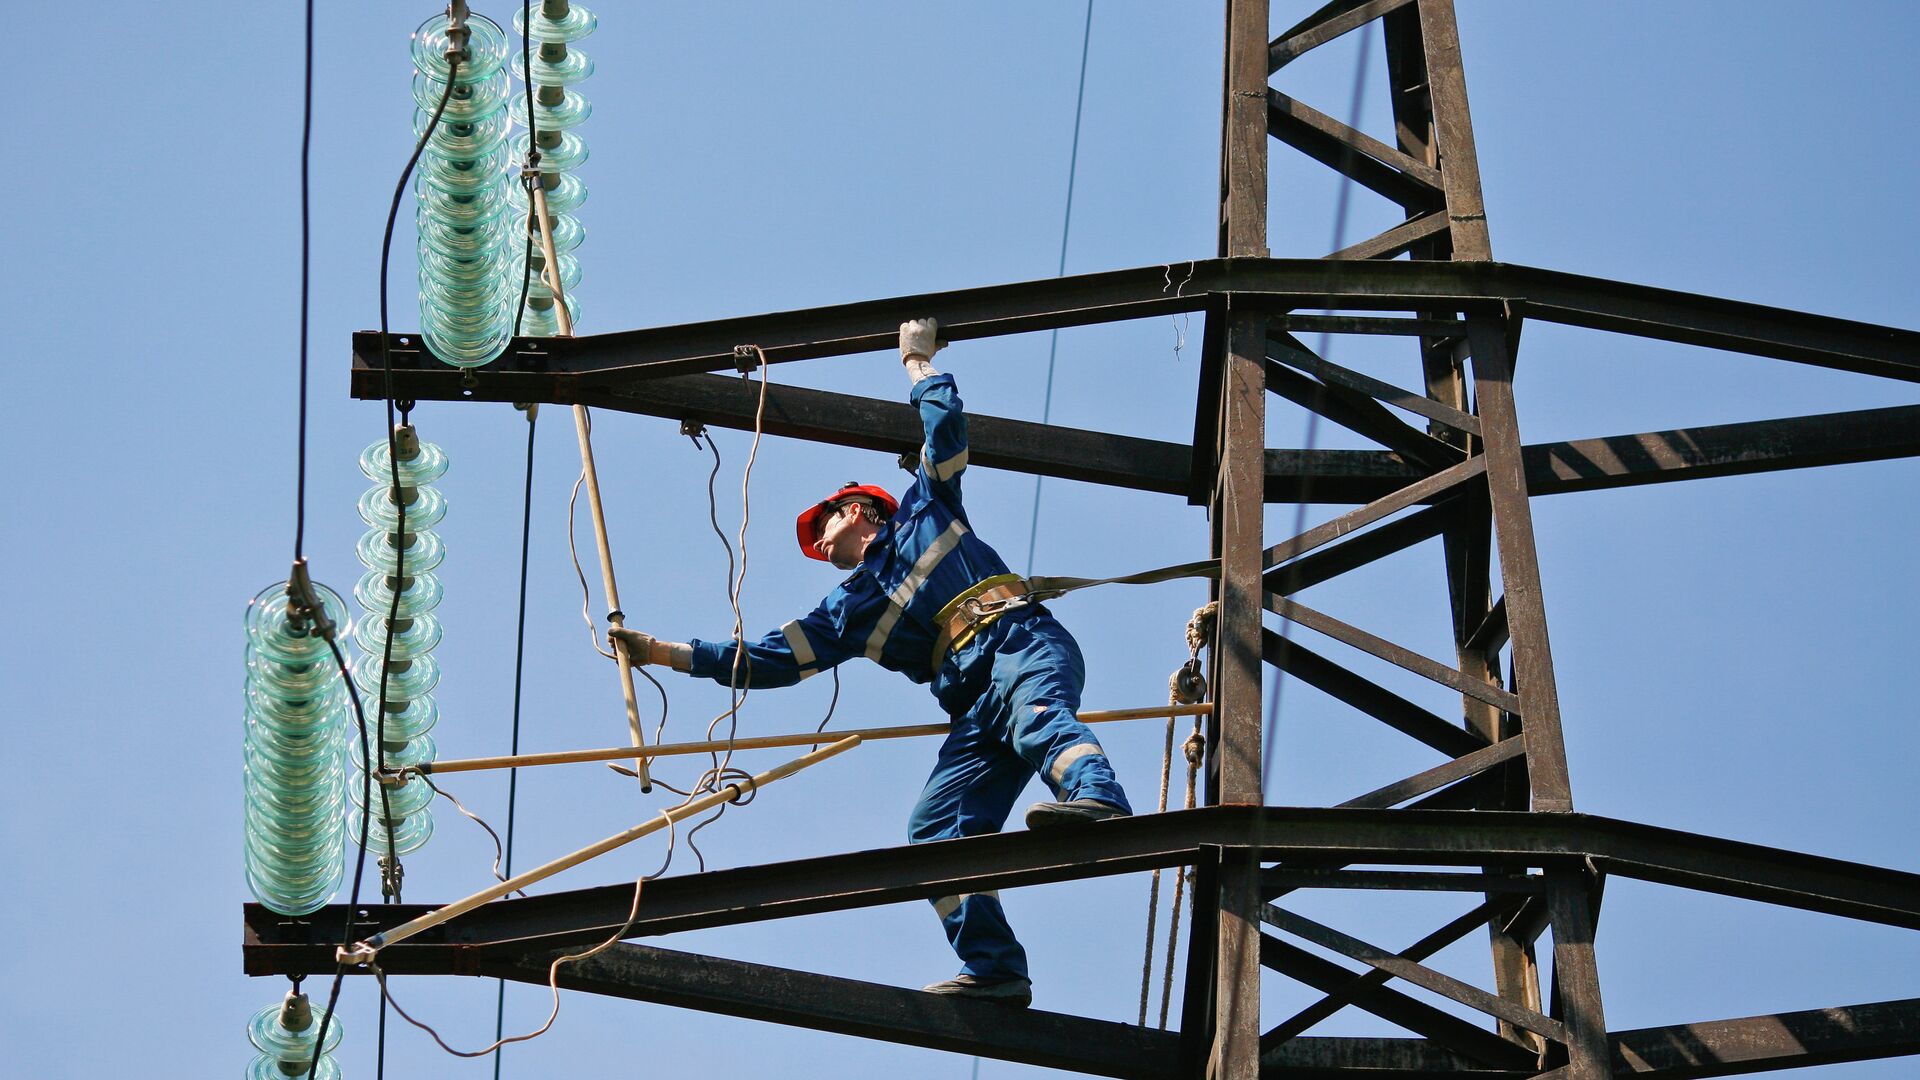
249, 3, 1920, 1076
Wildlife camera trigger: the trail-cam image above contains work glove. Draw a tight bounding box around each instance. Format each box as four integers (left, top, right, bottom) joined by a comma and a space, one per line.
900, 318, 943, 363
608, 626, 660, 666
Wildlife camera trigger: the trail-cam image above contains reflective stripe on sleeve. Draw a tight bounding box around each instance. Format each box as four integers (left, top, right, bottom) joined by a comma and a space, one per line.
781, 619, 817, 670
864, 520, 969, 661
924, 446, 969, 483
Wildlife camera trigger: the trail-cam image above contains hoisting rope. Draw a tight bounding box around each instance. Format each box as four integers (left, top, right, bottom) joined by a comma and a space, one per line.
1137, 601, 1215, 1027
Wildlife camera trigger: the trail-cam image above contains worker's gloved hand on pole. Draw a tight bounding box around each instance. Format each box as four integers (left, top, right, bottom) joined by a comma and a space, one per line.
609, 627, 692, 672
900, 318, 942, 383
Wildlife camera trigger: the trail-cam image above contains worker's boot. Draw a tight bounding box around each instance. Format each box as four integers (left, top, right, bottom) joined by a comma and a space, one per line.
1024, 799, 1130, 829
922, 973, 1034, 1007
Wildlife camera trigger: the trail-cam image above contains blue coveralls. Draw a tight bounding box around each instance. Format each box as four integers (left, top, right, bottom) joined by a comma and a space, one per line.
686, 373, 1131, 982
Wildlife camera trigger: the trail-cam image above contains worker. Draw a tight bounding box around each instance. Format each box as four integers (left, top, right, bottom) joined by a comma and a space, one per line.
611, 318, 1131, 1007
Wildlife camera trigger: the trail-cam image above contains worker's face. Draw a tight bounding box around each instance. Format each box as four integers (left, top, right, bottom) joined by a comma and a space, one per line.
814, 502, 874, 570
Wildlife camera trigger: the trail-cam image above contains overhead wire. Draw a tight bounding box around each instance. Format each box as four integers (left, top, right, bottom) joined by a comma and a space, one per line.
509, 0, 539, 341
1021, 0, 1095, 578
293, 0, 314, 562
490, 4, 543, 1054
307, 20, 466, 1079
492, 403, 538, 1074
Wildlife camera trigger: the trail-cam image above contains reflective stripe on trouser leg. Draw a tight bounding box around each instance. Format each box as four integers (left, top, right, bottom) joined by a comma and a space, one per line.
908, 710, 1032, 981
930, 890, 1024, 980
992, 616, 1132, 812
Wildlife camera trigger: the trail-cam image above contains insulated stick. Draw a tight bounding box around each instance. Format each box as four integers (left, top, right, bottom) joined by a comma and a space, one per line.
528, 179, 652, 791
340, 735, 862, 962
418, 703, 1214, 777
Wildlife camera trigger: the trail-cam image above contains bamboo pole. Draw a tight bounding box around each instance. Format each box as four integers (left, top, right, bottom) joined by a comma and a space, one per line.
341, 736, 862, 962
418, 703, 1213, 776
527, 180, 654, 791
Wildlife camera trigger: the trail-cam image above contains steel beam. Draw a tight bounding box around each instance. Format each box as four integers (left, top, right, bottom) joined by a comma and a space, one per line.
1265, 500, 1465, 595
244, 808, 1920, 977
1262, 630, 1494, 758
1337, 736, 1526, 810
1466, 315, 1572, 811
354, 359, 1919, 506
1270, 0, 1418, 72
1213, 4, 1270, 1076
348, 260, 1920, 393
1270, 336, 1483, 435
1545, 871, 1613, 1079
481, 941, 1181, 1078
1607, 997, 1920, 1078
1265, 349, 1465, 468
1263, 1035, 1525, 1075
1259, 932, 1538, 1068
1266, 87, 1445, 209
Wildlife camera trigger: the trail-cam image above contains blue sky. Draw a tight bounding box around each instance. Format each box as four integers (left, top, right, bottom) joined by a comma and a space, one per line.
3, 2, 1915, 1077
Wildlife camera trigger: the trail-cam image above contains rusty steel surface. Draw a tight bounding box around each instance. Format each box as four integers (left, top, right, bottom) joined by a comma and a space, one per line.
244, 807, 1920, 977
350, 258, 1920, 394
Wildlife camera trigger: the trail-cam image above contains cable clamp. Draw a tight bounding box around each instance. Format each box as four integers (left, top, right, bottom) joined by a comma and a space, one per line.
443, 1, 472, 61
732, 345, 761, 374
380, 854, 405, 901
286, 558, 336, 642
680, 420, 707, 446
336, 940, 379, 967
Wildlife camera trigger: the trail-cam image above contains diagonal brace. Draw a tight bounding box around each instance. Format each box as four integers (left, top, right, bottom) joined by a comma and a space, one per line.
1264, 903, 1570, 1045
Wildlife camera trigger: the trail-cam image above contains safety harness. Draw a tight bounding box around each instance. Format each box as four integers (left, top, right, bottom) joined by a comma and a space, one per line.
929, 558, 1222, 668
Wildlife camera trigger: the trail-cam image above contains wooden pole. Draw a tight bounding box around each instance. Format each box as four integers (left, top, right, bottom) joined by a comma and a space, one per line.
527, 180, 654, 790
343, 736, 862, 961
419, 703, 1213, 776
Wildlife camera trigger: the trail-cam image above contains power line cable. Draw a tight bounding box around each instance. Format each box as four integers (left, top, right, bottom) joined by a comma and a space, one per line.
1022, 0, 1095, 577
306, 28, 464, 1080
281, 1, 378, 1075
492, 27, 542, 1077
511, 0, 538, 339
293, 0, 315, 561
492, 403, 539, 1078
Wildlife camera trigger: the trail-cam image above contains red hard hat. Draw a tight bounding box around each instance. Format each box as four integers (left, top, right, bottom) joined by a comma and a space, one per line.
795, 482, 898, 561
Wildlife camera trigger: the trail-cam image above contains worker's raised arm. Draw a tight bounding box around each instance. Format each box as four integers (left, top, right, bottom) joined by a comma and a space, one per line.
900, 318, 968, 502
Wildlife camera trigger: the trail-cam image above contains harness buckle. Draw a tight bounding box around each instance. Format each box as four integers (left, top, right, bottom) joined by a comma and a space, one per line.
961, 591, 1029, 624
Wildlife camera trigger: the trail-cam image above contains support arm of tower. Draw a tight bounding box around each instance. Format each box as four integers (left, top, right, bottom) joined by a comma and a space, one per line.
343, 343, 1920, 505
350, 258, 1920, 394
245, 808, 1920, 977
